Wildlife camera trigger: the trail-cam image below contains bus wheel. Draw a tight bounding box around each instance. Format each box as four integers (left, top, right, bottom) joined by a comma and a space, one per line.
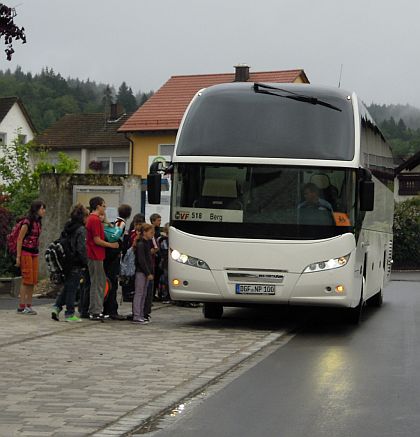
203, 303, 223, 319
368, 289, 383, 307
347, 294, 363, 325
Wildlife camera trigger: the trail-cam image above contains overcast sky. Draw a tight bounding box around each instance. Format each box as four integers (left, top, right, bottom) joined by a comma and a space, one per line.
2, 0, 420, 106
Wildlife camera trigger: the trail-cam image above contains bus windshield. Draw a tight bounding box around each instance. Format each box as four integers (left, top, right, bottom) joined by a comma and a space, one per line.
176, 84, 355, 160
172, 164, 356, 240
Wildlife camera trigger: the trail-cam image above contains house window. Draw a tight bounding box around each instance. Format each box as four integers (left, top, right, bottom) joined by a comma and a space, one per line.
159, 144, 175, 160
0, 133, 6, 145
96, 157, 128, 174
112, 160, 128, 174
18, 134, 27, 144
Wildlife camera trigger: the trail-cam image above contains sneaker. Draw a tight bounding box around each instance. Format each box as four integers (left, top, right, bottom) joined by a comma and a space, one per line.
51, 306, 61, 321
132, 319, 149, 325
109, 314, 126, 320
162, 300, 171, 304
17, 307, 25, 314
22, 307, 37, 315
89, 313, 104, 321
65, 315, 82, 322
132, 319, 142, 324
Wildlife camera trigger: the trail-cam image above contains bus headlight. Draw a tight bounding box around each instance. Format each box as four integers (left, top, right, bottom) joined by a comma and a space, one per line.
303, 254, 350, 273
170, 249, 210, 270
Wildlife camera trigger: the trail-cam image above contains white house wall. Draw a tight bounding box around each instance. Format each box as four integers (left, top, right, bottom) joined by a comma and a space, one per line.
45, 147, 129, 173
87, 148, 129, 162
0, 102, 36, 183
87, 148, 130, 173
0, 102, 35, 146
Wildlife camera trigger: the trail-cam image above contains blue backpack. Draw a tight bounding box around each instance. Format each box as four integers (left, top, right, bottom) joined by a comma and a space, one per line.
104, 224, 124, 243
120, 247, 136, 277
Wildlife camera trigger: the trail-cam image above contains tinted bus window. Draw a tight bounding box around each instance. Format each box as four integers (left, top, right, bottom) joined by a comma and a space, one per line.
177, 84, 355, 161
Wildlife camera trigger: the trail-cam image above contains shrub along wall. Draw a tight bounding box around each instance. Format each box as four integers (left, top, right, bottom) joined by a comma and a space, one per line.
392, 198, 420, 270
0, 206, 14, 276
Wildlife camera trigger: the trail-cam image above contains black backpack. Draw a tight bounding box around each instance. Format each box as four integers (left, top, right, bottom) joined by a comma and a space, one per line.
45, 231, 75, 284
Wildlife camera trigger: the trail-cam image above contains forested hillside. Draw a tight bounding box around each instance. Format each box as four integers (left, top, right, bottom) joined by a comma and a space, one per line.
367, 103, 420, 159
368, 103, 420, 130
0, 66, 153, 131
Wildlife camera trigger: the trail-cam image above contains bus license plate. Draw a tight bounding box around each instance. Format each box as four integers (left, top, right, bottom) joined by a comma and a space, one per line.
235, 284, 276, 295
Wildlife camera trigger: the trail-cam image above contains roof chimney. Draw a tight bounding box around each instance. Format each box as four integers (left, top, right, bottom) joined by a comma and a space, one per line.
234, 64, 250, 82
108, 103, 125, 121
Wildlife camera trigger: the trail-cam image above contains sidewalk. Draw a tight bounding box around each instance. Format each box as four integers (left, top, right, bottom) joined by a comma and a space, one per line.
391, 271, 420, 282
0, 299, 289, 437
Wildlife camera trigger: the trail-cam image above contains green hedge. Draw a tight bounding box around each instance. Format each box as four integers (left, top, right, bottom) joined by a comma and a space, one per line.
393, 198, 420, 270
0, 206, 15, 276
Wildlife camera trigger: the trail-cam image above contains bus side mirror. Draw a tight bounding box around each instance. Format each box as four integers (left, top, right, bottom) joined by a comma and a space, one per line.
360, 180, 374, 211
147, 173, 161, 204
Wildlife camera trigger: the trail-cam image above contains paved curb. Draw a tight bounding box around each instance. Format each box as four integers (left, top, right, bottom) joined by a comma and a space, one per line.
90, 330, 289, 437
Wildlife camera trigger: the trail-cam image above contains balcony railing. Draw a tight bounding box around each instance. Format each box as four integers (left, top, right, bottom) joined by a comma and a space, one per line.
398, 173, 420, 196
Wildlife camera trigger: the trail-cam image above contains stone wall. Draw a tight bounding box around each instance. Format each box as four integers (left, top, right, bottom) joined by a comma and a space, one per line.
38, 173, 142, 278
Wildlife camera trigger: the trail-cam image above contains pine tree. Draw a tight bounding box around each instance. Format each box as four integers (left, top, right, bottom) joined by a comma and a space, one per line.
135, 90, 154, 107
102, 84, 114, 109
116, 82, 137, 113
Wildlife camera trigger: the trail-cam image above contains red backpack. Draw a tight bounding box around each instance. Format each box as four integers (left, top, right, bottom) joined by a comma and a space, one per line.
6, 219, 32, 256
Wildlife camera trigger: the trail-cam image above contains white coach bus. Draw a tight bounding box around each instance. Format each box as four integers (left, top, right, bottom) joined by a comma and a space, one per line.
148, 83, 394, 323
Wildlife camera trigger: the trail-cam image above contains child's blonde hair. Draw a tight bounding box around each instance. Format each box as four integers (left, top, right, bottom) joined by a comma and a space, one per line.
140, 223, 154, 234
133, 223, 154, 246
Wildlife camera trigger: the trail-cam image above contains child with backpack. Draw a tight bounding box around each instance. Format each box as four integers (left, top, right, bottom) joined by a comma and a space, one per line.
86, 197, 119, 321
51, 204, 89, 322
103, 203, 132, 319
158, 223, 171, 303
120, 213, 145, 303
11, 200, 46, 315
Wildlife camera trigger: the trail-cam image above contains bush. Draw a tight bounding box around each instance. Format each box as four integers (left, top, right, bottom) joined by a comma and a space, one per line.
0, 206, 15, 276
393, 198, 420, 269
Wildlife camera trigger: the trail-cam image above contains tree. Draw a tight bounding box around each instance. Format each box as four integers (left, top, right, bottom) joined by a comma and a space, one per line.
0, 132, 78, 216
136, 90, 154, 107
393, 198, 420, 269
102, 85, 114, 109
0, 4, 26, 60
0, 65, 152, 130
116, 82, 137, 113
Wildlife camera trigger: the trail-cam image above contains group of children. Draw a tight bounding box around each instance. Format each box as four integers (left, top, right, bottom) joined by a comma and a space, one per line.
14, 198, 169, 324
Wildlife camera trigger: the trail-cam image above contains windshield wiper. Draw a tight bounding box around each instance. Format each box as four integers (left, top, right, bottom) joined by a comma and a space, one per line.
253, 83, 342, 112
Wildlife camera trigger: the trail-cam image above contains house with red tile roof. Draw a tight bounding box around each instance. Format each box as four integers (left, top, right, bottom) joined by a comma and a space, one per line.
119, 65, 309, 176
34, 104, 132, 174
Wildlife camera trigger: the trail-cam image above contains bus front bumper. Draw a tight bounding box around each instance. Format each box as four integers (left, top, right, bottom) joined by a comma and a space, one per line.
169, 261, 358, 308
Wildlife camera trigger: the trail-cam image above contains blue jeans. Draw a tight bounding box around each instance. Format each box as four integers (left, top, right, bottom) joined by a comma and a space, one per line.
55, 269, 83, 316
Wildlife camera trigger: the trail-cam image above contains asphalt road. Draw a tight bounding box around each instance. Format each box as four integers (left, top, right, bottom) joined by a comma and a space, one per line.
149, 279, 420, 437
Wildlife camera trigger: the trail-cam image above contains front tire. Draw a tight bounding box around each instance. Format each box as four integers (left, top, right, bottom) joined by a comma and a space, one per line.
203, 303, 223, 319
368, 289, 383, 307
347, 279, 365, 325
